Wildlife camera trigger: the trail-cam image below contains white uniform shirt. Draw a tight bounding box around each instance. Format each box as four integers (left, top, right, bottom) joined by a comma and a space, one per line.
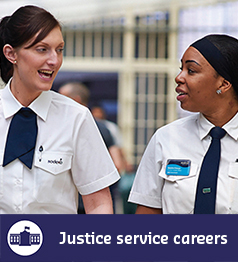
129, 113, 238, 214
0, 82, 120, 214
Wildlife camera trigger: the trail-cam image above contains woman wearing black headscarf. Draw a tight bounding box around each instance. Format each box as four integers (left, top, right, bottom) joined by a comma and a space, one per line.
129, 34, 238, 214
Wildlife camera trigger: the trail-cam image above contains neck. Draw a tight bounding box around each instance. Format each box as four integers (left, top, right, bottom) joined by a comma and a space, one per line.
10, 78, 42, 107
203, 101, 238, 127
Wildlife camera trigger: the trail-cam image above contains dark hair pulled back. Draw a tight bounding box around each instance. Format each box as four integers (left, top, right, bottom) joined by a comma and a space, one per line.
205, 34, 238, 100
0, 5, 61, 83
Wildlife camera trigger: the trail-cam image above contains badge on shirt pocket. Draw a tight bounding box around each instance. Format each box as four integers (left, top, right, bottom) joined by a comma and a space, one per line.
165, 159, 191, 176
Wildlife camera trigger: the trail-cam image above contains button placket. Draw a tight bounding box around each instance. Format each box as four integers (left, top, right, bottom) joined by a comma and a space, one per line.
13, 163, 23, 213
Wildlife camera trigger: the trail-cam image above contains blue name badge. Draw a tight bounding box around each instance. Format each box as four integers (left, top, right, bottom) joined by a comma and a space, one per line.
165, 159, 191, 176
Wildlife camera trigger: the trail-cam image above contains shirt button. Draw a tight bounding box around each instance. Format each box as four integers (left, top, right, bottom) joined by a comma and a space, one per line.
16, 179, 21, 185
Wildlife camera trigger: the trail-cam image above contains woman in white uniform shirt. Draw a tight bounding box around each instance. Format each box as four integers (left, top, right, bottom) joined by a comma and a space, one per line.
0, 5, 120, 214
129, 34, 238, 214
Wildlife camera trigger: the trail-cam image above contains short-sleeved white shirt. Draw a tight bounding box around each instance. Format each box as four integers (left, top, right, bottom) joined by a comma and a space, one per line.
129, 112, 238, 214
0, 81, 120, 214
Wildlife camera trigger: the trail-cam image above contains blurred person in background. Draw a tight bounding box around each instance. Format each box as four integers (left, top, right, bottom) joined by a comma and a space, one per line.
91, 104, 136, 214
91, 104, 131, 173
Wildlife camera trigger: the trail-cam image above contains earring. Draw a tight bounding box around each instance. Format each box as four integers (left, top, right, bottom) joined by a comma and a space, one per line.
13, 60, 16, 64
216, 89, 222, 94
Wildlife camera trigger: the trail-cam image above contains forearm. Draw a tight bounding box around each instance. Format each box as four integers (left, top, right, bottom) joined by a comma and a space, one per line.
109, 145, 125, 173
82, 187, 114, 214
135, 205, 162, 214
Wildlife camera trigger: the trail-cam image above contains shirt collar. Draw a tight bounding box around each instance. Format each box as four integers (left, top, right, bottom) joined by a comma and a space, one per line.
198, 113, 214, 140
198, 112, 238, 141
1, 79, 52, 121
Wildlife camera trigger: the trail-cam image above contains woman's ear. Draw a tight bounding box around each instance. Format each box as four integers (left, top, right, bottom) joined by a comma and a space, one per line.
219, 78, 232, 94
3, 44, 17, 64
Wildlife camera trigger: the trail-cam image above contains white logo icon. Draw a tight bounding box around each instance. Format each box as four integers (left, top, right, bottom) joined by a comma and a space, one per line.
7, 220, 43, 256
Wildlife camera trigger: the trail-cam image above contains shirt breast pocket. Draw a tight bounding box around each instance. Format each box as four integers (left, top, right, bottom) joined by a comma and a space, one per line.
228, 163, 238, 214
34, 151, 72, 204
159, 163, 198, 214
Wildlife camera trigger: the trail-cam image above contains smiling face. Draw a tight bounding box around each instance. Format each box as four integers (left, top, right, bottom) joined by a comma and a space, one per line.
10, 26, 64, 105
175, 46, 223, 115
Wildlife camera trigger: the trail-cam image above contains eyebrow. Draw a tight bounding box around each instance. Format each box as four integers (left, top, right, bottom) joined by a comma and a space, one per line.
39, 41, 64, 46
184, 59, 201, 66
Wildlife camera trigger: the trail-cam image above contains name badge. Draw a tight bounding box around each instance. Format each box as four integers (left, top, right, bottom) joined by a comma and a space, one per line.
165, 159, 191, 176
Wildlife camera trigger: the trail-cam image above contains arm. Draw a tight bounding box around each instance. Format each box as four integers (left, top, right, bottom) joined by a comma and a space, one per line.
135, 205, 162, 214
82, 187, 114, 214
108, 145, 126, 173
128, 133, 164, 213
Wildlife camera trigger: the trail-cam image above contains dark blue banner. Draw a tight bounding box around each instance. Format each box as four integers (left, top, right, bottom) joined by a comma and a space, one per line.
0, 215, 237, 262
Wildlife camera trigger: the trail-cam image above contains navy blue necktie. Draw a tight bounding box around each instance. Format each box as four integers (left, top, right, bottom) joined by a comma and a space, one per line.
194, 126, 226, 214
3, 108, 38, 169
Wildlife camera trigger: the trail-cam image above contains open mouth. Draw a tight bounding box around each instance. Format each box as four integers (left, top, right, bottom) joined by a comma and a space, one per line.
178, 92, 187, 96
38, 70, 54, 79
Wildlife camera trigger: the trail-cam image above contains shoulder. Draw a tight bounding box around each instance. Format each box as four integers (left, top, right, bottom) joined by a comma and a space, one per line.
50, 91, 84, 107
47, 91, 93, 126
49, 90, 88, 113
163, 113, 198, 129
154, 113, 199, 138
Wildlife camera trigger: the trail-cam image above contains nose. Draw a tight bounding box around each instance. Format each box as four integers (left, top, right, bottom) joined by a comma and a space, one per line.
47, 50, 60, 66
175, 70, 184, 84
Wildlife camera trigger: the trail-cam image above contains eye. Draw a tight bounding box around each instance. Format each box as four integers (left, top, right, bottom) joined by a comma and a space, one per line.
188, 68, 195, 74
56, 48, 64, 54
36, 48, 47, 53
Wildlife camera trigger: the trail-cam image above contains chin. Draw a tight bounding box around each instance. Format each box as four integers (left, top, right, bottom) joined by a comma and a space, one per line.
38, 82, 54, 91
180, 105, 198, 113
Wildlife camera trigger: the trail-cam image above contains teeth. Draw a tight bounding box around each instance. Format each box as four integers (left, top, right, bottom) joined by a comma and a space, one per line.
38, 70, 54, 79
179, 92, 186, 95
39, 70, 53, 74
40, 74, 51, 79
